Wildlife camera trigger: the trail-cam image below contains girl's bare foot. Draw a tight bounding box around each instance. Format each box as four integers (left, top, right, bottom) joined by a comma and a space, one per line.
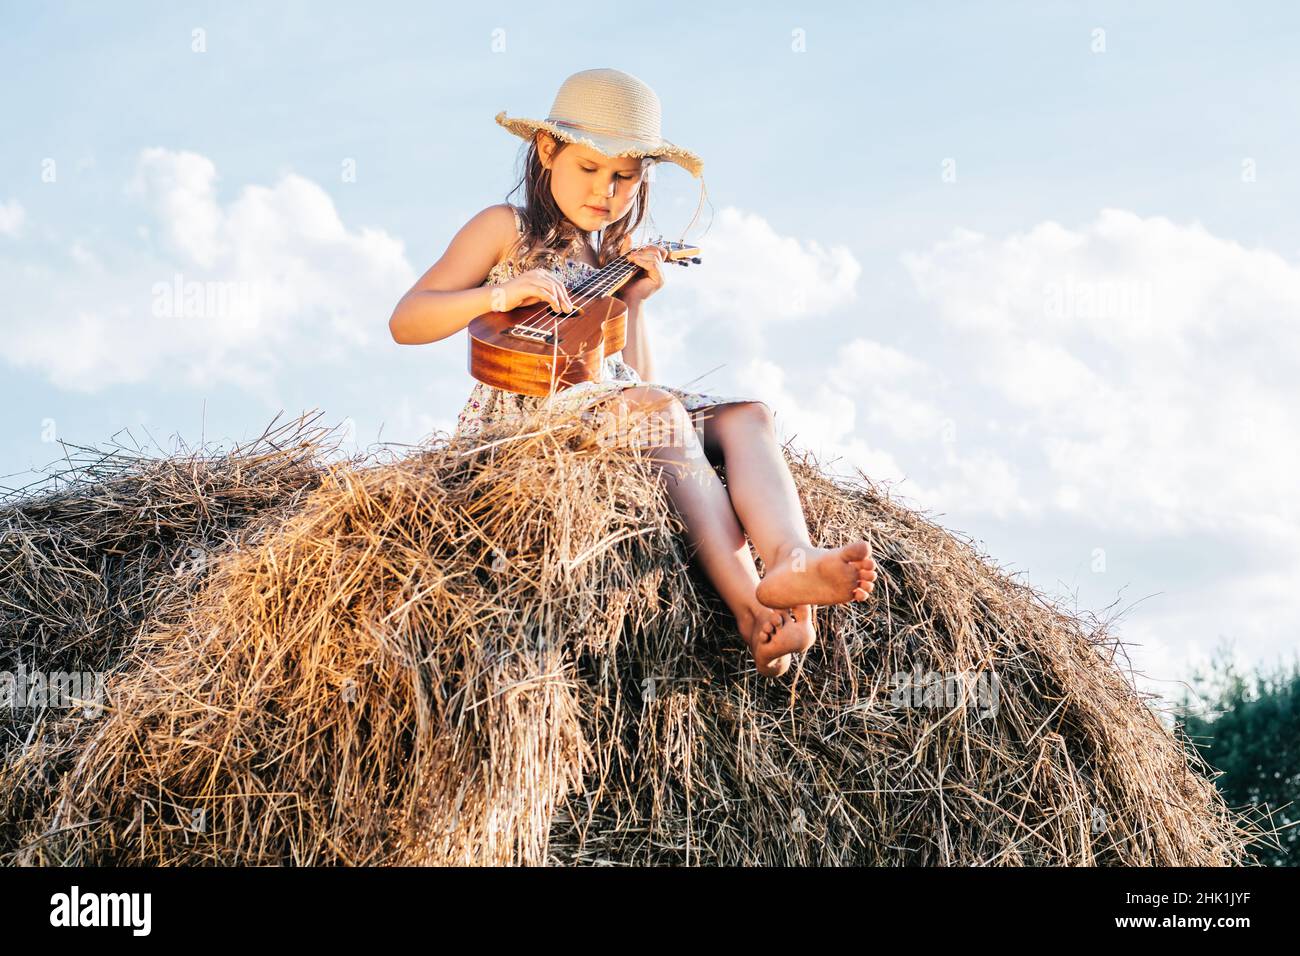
755, 540, 877, 610
739, 603, 816, 678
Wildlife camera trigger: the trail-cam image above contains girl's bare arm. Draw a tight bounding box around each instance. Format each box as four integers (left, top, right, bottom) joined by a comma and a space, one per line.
620, 297, 655, 381
388, 205, 517, 345
612, 233, 657, 380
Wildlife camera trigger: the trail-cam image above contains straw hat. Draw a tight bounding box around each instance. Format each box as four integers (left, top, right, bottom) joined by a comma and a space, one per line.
495, 68, 703, 179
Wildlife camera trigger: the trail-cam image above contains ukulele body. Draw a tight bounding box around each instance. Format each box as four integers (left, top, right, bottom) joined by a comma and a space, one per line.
467, 295, 628, 397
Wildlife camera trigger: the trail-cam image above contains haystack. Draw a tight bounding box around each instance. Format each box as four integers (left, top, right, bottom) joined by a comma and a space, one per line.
0, 408, 1262, 865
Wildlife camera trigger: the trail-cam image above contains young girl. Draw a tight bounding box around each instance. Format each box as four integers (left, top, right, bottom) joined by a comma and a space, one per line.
389, 68, 877, 678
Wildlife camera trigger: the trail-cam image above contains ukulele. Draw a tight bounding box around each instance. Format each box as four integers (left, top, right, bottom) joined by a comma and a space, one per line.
467, 237, 702, 397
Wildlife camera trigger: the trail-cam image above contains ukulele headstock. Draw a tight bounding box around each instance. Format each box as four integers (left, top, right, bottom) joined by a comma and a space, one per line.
648, 236, 703, 267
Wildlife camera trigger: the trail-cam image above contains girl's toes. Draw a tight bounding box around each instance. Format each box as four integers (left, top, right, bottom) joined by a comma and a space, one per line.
842, 541, 870, 562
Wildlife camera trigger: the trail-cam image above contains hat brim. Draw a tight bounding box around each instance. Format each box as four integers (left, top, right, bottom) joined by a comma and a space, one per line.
495, 110, 703, 179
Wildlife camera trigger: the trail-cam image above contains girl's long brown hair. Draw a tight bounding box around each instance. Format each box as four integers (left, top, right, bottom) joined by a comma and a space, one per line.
503, 131, 653, 274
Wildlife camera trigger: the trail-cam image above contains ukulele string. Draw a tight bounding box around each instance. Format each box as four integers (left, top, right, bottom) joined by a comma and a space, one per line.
512, 257, 637, 333
512, 253, 648, 335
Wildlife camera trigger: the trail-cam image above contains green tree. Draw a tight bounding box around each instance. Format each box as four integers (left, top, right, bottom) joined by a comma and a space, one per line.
1176, 642, 1299, 866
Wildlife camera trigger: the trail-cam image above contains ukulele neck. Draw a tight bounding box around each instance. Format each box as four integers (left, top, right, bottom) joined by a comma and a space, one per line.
573, 255, 639, 298
502, 238, 702, 345
571, 238, 702, 298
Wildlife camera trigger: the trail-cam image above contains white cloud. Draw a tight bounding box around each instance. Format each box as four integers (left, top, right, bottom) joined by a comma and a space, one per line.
734, 353, 907, 485
829, 338, 947, 444
69, 240, 101, 269
901, 207, 1300, 538
0, 200, 25, 238
675, 206, 861, 331
903, 446, 1035, 520
891, 208, 1300, 691
646, 203, 1038, 519
127, 149, 226, 268
742, 355, 854, 449
0, 149, 416, 392
643, 205, 863, 412
734, 346, 1031, 524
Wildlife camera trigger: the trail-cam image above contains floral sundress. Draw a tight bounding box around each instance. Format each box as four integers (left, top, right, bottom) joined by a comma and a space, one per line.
452, 204, 768, 442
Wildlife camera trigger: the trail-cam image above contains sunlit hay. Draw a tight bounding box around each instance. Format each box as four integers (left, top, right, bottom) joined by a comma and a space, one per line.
0, 406, 1265, 865
0, 412, 337, 854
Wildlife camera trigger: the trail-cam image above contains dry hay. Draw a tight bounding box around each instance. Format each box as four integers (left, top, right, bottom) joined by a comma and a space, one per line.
0, 413, 334, 854
0, 408, 1264, 865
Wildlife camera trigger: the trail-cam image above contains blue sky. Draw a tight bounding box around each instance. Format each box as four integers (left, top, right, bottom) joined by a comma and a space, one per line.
3, 1, 1298, 700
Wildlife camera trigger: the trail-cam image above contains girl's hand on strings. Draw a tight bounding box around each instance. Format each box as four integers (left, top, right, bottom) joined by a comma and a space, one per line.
618, 244, 668, 305
496, 269, 576, 313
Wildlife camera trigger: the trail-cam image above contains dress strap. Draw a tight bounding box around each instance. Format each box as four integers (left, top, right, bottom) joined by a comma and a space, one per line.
508, 203, 524, 237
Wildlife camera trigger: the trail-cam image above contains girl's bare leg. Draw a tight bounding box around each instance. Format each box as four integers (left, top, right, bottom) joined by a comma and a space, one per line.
600, 388, 812, 677
698, 402, 877, 609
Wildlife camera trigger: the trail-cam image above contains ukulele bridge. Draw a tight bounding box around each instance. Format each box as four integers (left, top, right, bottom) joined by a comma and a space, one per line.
507, 324, 556, 345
